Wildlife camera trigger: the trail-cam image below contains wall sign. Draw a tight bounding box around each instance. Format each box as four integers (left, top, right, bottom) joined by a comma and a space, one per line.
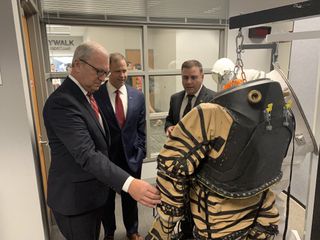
48, 36, 83, 54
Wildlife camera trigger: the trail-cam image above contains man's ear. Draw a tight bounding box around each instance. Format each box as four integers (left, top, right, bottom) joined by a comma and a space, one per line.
73, 59, 81, 72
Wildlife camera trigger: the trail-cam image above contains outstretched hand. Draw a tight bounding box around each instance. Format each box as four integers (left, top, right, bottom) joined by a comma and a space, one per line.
166, 126, 174, 137
128, 179, 161, 208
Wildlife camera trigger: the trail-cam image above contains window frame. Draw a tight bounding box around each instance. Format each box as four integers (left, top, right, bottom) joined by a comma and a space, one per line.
43, 22, 227, 162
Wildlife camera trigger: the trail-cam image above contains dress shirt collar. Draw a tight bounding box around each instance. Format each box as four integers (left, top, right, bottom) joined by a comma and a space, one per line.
106, 81, 127, 96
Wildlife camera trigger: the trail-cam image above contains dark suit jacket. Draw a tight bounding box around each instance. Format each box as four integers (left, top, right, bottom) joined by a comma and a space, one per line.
165, 85, 216, 131
43, 77, 130, 216
94, 82, 146, 174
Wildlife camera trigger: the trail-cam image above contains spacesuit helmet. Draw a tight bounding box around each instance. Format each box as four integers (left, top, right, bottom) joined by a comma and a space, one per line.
211, 58, 235, 88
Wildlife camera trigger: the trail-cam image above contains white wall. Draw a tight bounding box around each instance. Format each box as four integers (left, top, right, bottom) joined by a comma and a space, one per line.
0, 0, 45, 239
287, 17, 320, 240
176, 29, 220, 92
85, 26, 142, 56
287, 16, 320, 224
149, 29, 177, 70
175, 29, 220, 71
229, 0, 305, 16
151, 29, 177, 112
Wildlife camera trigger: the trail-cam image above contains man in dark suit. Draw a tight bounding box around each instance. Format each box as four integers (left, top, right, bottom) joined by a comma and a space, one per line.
43, 42, 160, 240
94, 53, 146, 240
165, 59, 216, 137
164, 60, 216, 239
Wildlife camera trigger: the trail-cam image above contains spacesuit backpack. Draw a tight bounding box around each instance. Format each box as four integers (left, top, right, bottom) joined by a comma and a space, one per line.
196, 79, 295, 198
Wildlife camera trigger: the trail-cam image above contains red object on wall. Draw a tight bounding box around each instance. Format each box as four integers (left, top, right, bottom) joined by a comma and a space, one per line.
248, 26, 272, 39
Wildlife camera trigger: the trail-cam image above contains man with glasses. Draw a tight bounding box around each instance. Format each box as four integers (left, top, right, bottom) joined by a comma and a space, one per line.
43, 42, 161, 240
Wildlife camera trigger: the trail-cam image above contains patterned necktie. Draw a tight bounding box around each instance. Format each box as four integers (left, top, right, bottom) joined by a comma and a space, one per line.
183, 95, 194, 117
115, 90, 125, 128
87, 92, 100, 120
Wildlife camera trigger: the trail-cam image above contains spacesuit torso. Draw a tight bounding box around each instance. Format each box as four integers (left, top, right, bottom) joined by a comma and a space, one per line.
146, 79, 294, 240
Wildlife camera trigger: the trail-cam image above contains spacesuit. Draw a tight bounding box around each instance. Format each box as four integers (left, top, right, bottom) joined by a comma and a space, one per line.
146, 78, 295, 240
211, 58, 318, 239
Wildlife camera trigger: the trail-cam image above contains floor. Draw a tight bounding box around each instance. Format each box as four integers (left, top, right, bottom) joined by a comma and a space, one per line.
149, 118, 167, 155
275, 192, 305, 240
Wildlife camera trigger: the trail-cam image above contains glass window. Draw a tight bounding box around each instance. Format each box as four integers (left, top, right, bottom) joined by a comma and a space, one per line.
203, 74, 218, 93
148, 28, 220, 70
50, 56, 73, 72
126, 74, 144, 92
47, 77, 66, 93
148, 118, 166, 159
149, 74, 216, 114
147, 73, 217, 158
46, 24, 221, 161
149, 75, 179, 113
46, 25, 143, 71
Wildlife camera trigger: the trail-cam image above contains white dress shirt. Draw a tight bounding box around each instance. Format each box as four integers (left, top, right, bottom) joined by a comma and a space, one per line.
106, 81, 128, 117
179, 85, 203, 119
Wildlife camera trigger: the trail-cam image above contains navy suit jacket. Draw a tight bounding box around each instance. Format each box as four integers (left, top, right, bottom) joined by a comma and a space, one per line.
94, 82, 146, 174
43, 77, 130, 215
165, 85, 216, 131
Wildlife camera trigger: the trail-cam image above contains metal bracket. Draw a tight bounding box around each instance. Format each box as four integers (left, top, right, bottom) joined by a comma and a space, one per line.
240, 43, 277, 71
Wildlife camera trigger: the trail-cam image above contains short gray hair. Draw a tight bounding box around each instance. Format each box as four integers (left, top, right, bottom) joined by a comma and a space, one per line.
72, 41, 108, 66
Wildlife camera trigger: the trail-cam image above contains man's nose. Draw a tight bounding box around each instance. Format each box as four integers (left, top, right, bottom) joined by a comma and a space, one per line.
120, 72, 126, 78
185, 78, 193, 83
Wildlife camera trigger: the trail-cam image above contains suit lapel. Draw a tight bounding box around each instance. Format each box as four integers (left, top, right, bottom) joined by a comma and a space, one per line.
175, 91, 185, 122
84, 99, 107, 137
98, 82, 118, 126
195, 86, 207, 106
64, 78, 107, 138
125, 85, 134, 128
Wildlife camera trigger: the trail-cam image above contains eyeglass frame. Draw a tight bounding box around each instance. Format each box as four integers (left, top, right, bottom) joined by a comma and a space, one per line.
79, 59, 109, 78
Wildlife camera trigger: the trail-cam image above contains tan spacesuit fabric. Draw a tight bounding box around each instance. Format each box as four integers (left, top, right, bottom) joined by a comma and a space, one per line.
147, 103, 280, 240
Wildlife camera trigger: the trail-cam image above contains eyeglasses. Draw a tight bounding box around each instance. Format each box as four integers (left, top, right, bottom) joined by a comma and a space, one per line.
79, 59, 109, 78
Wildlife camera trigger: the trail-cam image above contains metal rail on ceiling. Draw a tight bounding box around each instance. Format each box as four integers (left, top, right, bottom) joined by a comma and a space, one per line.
229, 1, 320, 29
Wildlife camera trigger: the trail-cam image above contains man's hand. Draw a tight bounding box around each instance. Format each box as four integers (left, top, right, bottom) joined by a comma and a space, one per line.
128, 179, 161, 208
166, 126, 174, 137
